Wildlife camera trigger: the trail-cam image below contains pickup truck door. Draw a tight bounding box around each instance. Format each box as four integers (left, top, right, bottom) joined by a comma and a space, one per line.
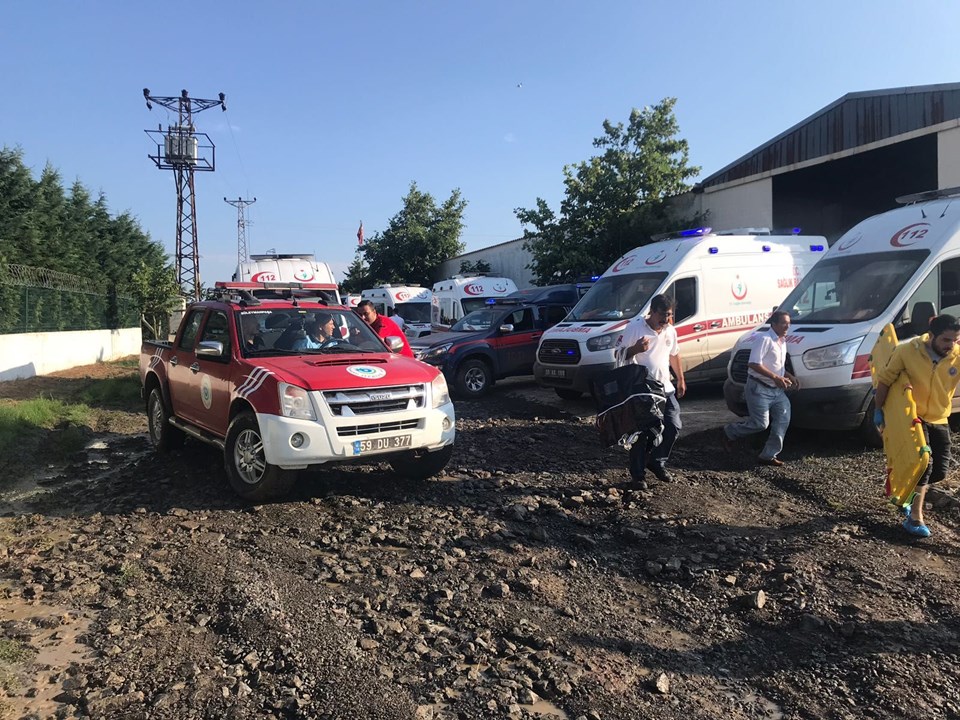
167, 309, 206, 422
497, 308, 539, 377
189, 310, 235, 437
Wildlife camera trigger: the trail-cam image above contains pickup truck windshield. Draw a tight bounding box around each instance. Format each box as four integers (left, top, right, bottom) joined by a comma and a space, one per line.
567, 272, 667, 321
238, 308, 386, 355
780, 250, 928, 324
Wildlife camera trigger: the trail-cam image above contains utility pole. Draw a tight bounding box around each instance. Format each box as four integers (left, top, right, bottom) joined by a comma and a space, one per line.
224, 197, 256, 269
143, 88, 226, 300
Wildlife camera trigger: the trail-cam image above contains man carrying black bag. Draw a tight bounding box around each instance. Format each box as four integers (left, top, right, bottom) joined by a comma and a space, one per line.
616, 294, 685, 483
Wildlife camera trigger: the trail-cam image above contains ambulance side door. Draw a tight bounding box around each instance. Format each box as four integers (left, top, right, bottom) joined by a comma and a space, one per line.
665, 276, 708, 378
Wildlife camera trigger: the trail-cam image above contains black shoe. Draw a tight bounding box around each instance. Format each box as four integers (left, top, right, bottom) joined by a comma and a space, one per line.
648, 464, 674, 482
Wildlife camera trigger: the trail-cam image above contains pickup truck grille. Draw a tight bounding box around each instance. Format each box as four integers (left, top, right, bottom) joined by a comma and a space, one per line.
730, 350, 794, 383
538, 339, 581, 365
337, 419, 421, 437
322, 384, 426, 416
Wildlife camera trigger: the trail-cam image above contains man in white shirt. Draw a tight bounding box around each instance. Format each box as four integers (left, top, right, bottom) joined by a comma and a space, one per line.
617, 294, 686, 483
722, 310, 797, 466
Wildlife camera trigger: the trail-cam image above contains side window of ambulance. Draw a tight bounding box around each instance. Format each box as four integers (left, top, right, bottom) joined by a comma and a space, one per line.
199, 311, 231, 357
666, 278, 697, 325
897, 268, 938, 339
177, 310, 205, 351
939, 258, 960, 316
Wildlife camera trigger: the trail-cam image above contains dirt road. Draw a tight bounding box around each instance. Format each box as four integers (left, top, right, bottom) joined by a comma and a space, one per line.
2, 366, 960, 719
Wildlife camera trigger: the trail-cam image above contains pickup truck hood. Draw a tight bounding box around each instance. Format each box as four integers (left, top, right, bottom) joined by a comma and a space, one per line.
410, 330, 482, 349
252, 353, 439, 391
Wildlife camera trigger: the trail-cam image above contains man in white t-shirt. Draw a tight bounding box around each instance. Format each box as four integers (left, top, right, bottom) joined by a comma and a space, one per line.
616, 293, 686, 483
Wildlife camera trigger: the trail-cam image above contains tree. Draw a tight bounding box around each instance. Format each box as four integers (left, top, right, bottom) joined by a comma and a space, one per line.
362, 182, 466, 287
130, 261, 181, 339
515, 98, 701, 285
459, 259, 492, 275
339, 249, 367, 293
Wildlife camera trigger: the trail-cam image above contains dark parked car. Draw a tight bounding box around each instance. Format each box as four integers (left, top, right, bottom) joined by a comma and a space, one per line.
410, 298, 573, 398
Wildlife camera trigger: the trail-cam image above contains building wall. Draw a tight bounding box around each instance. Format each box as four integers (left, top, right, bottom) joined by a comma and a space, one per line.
939, 125, 960, 188
0, 328, 141, 382
436, 238, 536, 288
696, 178, 773, 231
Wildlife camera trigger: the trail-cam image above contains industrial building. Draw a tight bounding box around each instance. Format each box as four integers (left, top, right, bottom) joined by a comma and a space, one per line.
439, 82, 960, 288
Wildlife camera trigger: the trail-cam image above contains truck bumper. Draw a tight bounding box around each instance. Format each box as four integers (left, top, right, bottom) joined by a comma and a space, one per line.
723, 380, 872, 431
534, 360, 617, 394
257, 401, 456, 470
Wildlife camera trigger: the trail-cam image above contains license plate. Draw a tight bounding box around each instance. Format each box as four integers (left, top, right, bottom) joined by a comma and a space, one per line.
352, 435, 412, 455
544, 368, 568, 378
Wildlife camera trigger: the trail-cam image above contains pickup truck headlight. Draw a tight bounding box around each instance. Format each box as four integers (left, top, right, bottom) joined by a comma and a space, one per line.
417, 342, 452, 362
431, 372, 451, 408
802, 337, 865, 370
278, 382, 316, 420
587, 332, 619, 352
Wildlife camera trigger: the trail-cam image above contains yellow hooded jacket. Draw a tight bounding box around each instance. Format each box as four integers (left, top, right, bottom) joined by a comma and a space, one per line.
876, 333, 960, 424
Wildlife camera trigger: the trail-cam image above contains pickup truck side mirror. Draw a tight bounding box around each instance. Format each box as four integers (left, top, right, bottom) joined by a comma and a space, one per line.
196, 340, 225, 357
384, 336, 405, 353
498, 324, 514, 334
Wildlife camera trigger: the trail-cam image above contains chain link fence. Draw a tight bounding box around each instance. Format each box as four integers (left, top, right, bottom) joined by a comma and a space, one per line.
0, 264, 139, 334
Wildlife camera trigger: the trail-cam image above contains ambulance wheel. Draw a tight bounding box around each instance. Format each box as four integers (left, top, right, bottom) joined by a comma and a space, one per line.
859, 402, 883, 449
224, 412, 297, 501
147, 388, 184, 452
390, 444, 454, 480
455, 359, 492, 398
554, 388, 582, 401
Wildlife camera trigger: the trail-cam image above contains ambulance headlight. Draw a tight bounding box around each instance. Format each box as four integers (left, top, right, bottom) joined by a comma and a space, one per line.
587, 332, 619, 352
278, 383, 316, 420
431, 373, 451, 407
802, 337, 864, 370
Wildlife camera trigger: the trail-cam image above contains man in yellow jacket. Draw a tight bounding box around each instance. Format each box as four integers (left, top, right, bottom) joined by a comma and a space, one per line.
875, 314, 960, 537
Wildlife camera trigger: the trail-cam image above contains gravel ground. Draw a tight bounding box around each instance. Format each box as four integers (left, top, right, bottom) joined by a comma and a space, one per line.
2, 364, 960, 720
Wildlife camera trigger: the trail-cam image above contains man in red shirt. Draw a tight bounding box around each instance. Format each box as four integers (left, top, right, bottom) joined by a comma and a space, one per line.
356, 300, 414, 357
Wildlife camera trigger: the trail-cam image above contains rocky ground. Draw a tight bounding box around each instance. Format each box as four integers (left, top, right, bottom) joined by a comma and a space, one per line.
2, 363, 960, 720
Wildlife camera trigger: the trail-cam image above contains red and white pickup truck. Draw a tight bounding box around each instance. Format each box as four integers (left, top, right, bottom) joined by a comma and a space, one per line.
139, 283, 456, 501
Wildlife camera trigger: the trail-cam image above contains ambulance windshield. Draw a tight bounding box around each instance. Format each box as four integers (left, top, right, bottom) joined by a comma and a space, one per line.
780, 250, 928, 323
395, 302, 432, 323
566, 272, 667, 321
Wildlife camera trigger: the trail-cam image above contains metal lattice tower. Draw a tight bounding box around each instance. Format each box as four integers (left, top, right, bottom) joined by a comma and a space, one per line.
143, 88, 226, 300
224, 197, 256, 268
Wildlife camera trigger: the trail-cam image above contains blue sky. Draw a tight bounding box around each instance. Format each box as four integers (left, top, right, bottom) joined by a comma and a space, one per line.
3, 1, 960, 285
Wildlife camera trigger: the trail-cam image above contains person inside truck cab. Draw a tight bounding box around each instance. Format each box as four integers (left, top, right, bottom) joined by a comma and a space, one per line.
240, 315, 265, 353
293, 313, 337, 350
356, 300, 414, 357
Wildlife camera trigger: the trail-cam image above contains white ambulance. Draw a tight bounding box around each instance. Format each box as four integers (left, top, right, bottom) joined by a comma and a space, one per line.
344, 294, 362, 309
361, 285, 434, 338
233, 253, 341, 304
534, 228, 828, 399
431, 275, 519, 329
724, 187, 960, 443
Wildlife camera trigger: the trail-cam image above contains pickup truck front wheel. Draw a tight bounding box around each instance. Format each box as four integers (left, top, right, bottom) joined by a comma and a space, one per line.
390, 444, 454, 480
224, 412, 296, 501
455, 359, 492, 398
147, 388, 184, 452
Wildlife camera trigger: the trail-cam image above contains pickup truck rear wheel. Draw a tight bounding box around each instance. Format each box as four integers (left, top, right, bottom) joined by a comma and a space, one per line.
224, 412, 296, 501
455, 359, 492, 398
389, 444, 454, 480
147, 388, 184, 452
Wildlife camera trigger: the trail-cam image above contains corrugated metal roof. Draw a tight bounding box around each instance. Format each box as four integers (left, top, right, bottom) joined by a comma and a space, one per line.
701, 83, 960, 189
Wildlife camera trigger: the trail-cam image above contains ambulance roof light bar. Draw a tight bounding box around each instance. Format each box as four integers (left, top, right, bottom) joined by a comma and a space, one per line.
896, 185, 960, 205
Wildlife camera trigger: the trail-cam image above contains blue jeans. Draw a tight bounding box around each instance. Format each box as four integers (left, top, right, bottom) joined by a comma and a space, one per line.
629, 392, 681, 480
725, 379, 790, 460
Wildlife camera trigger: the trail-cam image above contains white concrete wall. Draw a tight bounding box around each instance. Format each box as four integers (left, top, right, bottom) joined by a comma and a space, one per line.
696, 177, 773, 231
0, 328, 142, 382
939, 126, 960, 189
437, 238, 536, 288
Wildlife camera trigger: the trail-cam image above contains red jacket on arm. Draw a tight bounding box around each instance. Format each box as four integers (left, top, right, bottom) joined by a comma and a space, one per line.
372, 315, 414, 357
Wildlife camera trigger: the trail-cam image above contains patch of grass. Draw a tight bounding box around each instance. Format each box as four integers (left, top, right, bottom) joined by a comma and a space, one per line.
0, 398, 93, 471
118, 562, 144, 587
0, 640, 28, 665
76, 376, 141, 410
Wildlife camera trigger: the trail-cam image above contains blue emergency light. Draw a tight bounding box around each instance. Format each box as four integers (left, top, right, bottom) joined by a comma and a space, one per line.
680, 227, 712, 237
486, 298, 497, 304
708, 247, 718, 254
792, 227, 802, 234
762, 245, 771, 252
810, 244, 824, 252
